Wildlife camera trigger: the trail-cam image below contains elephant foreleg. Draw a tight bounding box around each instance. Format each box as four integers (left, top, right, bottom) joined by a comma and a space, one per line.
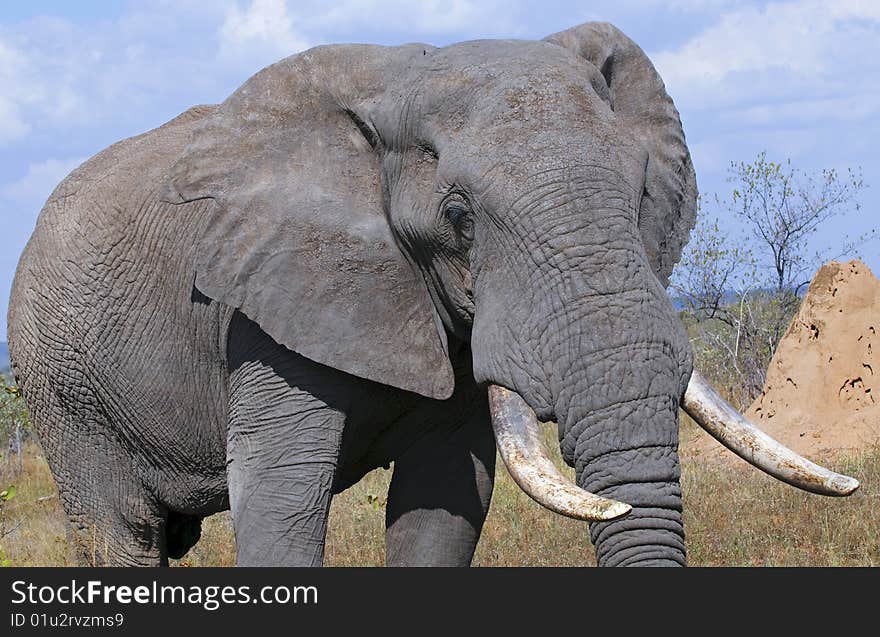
384, 406, 495, 566
227, 317, 346, 566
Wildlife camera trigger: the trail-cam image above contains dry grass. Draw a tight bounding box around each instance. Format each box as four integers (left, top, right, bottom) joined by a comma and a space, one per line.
2, 425, 878, 567
0, 445, 77, 566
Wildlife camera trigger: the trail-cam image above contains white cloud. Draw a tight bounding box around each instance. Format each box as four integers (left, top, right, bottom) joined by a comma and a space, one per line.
730, 92, 880, 127
0, 37, 34, 144
653, 0, 880, 101
637, 0, 742, 11
0, 7, 236, 152
0, 21, 113, 146
219, 0, 310, 64
0, 99, 29, 145
650, 0, 880, 184
1, 157, 86, 206
0, 18, 104, 147
312, 0, 519, 37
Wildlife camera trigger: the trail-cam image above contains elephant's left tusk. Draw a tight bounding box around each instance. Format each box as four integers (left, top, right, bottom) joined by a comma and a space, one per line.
682, 369, 859, 496
488, 384, 632, 521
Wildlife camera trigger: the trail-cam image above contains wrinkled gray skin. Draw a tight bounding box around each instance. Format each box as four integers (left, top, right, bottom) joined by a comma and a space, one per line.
8, 22, 696, 566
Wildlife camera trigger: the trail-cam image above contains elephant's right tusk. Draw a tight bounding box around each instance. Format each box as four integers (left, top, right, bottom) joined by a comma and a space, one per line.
682, 369, 860, 496
488, 384, 632, 522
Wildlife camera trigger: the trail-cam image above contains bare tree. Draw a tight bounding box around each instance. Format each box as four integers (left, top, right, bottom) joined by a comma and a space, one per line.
730, 151, 867, 299
671, 152, 872, 407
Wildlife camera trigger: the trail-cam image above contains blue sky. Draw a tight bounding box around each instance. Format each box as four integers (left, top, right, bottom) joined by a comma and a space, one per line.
1, 0, 878, 340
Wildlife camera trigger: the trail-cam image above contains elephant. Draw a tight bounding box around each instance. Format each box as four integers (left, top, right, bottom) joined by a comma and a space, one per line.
7, 21, 858, 567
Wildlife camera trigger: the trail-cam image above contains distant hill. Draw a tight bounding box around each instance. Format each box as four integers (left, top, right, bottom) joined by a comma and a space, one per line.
669, 287, 807, 312
669, 290, 741, 311
0, 342, 8, 374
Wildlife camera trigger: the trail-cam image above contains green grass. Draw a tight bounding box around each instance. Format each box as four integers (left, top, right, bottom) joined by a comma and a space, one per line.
2, 425, 877, 567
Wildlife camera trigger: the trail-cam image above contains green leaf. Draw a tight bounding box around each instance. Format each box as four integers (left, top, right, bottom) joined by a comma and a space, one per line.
0, 486, 16, 501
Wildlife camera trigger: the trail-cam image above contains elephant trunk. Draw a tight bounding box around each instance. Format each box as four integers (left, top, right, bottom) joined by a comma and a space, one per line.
589, 497, 685, 567
471, 173, 693, 564
487, 388, 684, 566
577, 430, 686, 567
487, 382, 685, 566
488, 352, 687, 566
555, 346, 686, 566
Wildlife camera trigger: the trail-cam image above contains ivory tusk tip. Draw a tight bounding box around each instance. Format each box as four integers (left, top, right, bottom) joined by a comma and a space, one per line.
598, 501, 632, 521
828, 474, 860, 496
566, 498, 631, 522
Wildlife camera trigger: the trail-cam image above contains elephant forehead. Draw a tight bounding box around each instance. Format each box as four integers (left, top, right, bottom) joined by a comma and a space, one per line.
427, 38, 601, 83
374, 39, 612, 139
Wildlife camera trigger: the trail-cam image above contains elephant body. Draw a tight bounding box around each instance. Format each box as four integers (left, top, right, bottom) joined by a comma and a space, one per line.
10, 106, 493, 565
11, 22, 856, 567
10, 21, 780, 567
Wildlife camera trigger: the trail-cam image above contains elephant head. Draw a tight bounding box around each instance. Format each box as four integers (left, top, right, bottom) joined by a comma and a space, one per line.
167, 22, 857, 566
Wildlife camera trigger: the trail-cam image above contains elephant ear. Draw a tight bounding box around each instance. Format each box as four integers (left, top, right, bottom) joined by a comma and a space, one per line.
166, 44, 454, 400
545, 22, 698, 286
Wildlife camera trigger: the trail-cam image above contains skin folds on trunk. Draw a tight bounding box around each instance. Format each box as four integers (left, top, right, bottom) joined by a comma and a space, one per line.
558, 355, 688, 567
576, 426, 686, 566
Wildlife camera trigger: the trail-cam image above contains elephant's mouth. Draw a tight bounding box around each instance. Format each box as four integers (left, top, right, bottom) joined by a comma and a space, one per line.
487, 369, 860, 522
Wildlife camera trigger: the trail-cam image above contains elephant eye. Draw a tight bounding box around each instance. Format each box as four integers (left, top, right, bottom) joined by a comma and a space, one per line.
446, 205, 468, 225
443, 195, 474, 242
